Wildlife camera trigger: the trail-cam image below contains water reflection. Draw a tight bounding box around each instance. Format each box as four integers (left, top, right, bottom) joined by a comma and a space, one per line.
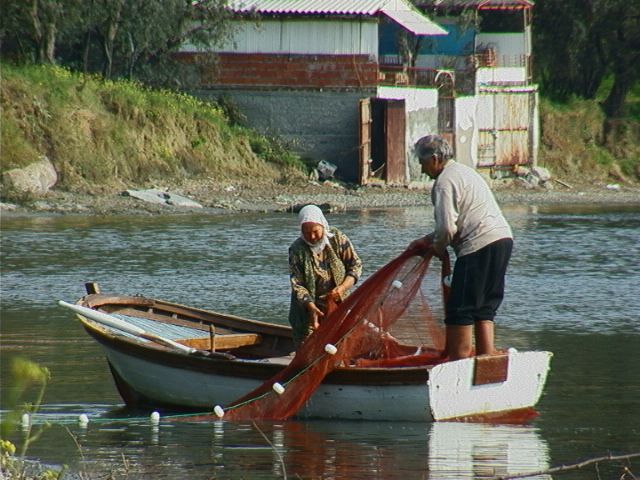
16, 417, 550, 479
428, 422, 550, 479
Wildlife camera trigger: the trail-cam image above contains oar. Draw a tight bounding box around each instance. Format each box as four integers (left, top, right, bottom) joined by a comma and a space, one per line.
58, 300, 196, 354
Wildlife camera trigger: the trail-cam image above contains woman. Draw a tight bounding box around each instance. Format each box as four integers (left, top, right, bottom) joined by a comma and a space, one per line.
288, 204, 363, 347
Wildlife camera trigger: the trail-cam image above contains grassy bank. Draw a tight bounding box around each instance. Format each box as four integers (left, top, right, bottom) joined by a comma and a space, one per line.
538, 80, 640, 185
1, 64, 638, 204
0, 63, 307, 201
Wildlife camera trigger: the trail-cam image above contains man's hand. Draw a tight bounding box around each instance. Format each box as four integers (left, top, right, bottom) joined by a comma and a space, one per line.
408, 233, 434, 255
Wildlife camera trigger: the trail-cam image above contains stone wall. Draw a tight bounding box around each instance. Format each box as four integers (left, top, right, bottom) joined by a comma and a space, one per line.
196, 88, 376, 182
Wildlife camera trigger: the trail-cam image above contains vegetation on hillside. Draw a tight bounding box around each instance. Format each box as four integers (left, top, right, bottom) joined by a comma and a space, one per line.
532, 0, 640, 182
533, 0, 640, 120
0, 63, 307, 200
1, 63, 637, 205
538, 80, 640, 184
1, 0, 638, 198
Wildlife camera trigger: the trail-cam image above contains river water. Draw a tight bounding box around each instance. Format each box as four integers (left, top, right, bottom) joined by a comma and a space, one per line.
1, 205, 639, 479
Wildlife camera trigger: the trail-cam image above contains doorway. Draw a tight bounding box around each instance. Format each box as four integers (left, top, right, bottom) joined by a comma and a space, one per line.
359, 98, 406, 185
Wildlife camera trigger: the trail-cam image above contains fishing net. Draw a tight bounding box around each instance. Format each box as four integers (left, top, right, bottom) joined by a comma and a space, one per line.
219, 246, 450, 421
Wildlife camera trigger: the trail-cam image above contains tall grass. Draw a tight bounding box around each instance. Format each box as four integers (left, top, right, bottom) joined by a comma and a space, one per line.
538, 91, 640, 182
1, 63, 306, 196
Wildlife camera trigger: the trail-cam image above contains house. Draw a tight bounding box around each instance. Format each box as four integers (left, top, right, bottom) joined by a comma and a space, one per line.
417, 0, 538, 173
177, 0, 538, 185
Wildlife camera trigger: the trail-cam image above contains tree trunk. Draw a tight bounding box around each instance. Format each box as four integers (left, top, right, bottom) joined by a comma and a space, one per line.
82, 31, 92, 73
102, 37, 113, 78
126, 31, 138, 79
602, 72, 631, 119
101, 0, 124, 78
43, 20, 56, 64
29, 0, 59, 64
29, 0, 44, 62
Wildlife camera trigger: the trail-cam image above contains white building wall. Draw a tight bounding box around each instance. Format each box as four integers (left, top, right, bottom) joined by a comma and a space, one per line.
377, 86, 438, 112
378, 86, 439, 180
190, 19, 379, 56
476, 67, 527, 85
476, 33, 527, 66
455, 96, 479, 168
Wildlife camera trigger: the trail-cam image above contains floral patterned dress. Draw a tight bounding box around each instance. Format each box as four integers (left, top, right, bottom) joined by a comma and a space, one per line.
288, 227, 363, 346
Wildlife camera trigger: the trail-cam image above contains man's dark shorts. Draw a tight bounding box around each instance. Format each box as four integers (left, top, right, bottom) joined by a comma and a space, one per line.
445, 238, 513, 326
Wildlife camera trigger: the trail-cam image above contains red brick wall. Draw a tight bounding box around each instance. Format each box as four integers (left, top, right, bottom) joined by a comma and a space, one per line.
176, 52, 378, 88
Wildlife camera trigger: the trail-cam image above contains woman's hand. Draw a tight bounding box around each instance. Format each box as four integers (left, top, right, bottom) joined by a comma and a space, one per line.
306, 302, 324, 331
327, 285, 345, 302
327, 275, 356, 302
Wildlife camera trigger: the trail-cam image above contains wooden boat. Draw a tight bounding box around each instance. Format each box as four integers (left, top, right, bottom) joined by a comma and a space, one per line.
60, 283, 553, 422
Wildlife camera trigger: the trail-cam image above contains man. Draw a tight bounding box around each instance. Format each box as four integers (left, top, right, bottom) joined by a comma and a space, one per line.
409, 135, 513, 360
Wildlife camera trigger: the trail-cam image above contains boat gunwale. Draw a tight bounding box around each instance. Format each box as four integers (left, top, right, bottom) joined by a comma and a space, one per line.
81, 294, 293, 337
78, 314, 432, 386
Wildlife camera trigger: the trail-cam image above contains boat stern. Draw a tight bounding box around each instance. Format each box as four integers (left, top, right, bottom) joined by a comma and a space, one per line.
428, 350, 553, 422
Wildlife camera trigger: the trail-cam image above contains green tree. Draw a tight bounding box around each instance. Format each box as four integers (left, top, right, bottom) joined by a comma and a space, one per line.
600, 2, 640, 118
1, 0, 234, 86
111, 0, 235, 85
534, 0, 640, 119
0, 0, 83, 64
96, 0, 126, 78
80, 0, 234, 81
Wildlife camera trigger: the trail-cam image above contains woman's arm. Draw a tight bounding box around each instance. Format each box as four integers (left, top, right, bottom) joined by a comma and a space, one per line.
331, 230, 363, 298
288, 248, 313, 306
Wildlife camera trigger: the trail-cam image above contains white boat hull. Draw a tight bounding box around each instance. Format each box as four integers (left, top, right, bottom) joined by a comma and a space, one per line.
103, 343, 551, 422
104, 347, 432, 421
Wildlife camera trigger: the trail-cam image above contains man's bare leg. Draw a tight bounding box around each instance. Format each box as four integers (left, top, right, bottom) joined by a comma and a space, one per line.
445, 325, 473, 360
475, 320, 496, 356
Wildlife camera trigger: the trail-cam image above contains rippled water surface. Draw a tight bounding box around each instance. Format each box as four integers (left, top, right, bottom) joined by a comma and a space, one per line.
1, 205, 639, 479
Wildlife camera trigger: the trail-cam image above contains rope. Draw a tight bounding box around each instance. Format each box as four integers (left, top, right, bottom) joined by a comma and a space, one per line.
13, 410, 216, 427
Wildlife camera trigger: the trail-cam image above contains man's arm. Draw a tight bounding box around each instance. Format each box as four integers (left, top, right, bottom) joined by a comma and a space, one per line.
432, 185, 458, 255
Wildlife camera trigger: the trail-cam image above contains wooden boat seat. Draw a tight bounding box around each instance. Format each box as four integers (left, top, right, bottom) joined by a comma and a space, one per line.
177, 333, 262, 351
262, 355, 294, 365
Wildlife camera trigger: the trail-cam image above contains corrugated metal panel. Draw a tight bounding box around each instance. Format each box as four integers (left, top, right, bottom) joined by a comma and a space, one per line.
229, 0, 386, 15
219, 19, 378, 54
222, 21, 283, 52
383, 8, 447, 35
420, 0, 533, 10
228, 0, 448, 36
495, 130, 528, 166
495, 93, 528, 129
477, 91, 532, 167
283, 21, 368, 53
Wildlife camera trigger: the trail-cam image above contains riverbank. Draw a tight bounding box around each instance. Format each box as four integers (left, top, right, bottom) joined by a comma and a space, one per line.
1, 175, 639, 218
3, 64, 638, 219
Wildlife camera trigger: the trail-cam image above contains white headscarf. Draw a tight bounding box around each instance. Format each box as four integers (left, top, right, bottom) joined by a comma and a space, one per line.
298, 204, 334, 254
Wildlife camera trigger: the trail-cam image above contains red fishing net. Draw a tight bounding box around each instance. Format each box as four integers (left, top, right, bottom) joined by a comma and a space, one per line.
218, 247, 451, 421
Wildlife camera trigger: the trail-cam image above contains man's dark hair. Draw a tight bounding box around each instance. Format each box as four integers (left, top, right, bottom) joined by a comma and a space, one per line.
414, 135, 453, 161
